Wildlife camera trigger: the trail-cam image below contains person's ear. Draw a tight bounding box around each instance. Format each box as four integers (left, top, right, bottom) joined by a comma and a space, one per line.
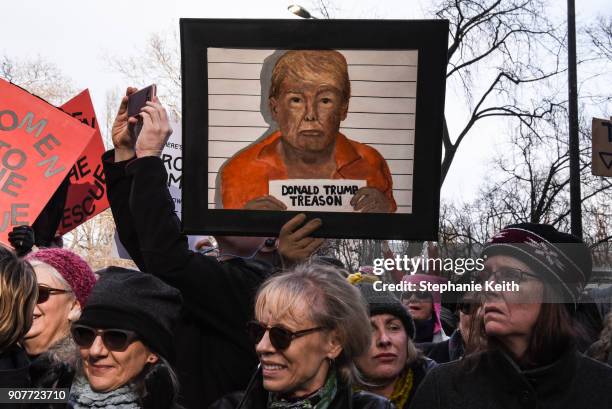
146, 353, 159, 364
269, 97, 279, 120
326, 330, 343, 360
67, 300, 81, 322
340, 102, 348, 121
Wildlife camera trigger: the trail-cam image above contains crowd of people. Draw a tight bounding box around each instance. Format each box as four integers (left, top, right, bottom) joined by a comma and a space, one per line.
1, 80, 612, 409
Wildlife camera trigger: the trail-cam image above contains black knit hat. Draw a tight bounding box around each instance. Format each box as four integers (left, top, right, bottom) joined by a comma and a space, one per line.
482, 223, 592, 305
357, 283, 415, 339
77, 267, 182, 362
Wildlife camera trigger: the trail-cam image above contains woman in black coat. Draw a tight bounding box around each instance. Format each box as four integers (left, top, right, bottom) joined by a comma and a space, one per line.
411, 223, 612, 409
0, 246, 38, 408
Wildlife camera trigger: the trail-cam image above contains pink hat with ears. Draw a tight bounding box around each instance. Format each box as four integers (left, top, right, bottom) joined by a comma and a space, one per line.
401, 273, 447, 336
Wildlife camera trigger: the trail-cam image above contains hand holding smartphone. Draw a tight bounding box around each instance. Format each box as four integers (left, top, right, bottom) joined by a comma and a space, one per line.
128, 84, 157, 137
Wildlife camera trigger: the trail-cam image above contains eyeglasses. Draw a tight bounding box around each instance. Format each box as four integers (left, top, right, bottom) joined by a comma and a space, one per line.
71, 325, 138, 352
37, 285, 72, 304
478, 267, 539, 284
402, 291, 432, 302
246, 321, 325, 350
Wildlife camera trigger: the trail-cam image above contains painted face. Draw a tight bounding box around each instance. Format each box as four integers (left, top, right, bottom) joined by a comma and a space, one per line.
80, 334, 158, 393
24, 263, 77, 355
482, 255, 543, 339
270, 70, 348, 154
255, 302, 341, 398
355, 314, 408, 383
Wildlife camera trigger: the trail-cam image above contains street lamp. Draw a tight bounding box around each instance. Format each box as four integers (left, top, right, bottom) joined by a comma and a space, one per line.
567, 0, 582, 239
288, 4, 317, 19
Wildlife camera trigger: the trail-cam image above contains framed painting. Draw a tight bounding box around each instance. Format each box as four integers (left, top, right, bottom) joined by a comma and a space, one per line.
181, 18, 448, 239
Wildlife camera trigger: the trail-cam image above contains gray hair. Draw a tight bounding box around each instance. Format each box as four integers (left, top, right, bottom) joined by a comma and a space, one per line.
255, 262, 371, 384
30, 260, 74, 293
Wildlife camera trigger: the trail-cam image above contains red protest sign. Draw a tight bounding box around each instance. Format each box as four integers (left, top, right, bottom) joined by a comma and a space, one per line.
57, 90, 109, 234
0, 79, 95, 245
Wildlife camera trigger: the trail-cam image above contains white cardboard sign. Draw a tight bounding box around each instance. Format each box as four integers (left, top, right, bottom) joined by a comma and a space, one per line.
161, 122, 183, 217
112, 122, 185, 259
269, 179, 366, 212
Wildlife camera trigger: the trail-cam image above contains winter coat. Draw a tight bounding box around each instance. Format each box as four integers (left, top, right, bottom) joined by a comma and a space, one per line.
410, 345, 612, 409
103, 151, 274, 408
0, 346, 31, 409
418, 329, 465, 364
210, 370, 395, 409
28, 336, 80, 409
28, 355, 74, 409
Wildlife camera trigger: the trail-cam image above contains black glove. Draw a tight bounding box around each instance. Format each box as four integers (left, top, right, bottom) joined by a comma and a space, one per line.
8, 225, 35, 257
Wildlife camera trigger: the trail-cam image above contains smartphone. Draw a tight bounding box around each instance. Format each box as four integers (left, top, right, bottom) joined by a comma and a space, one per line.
127, 84, 156, 118
127, 84, 156, 138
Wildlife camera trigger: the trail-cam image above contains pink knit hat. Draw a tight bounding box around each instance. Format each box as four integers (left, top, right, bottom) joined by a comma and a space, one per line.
26, 248, 96, 306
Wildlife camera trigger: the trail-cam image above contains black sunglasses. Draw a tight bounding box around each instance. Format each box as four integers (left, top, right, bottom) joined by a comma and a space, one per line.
37, 285, 71, 304
71, 325, 138, 352
402, 291, 433, 302
246, 321, 324, 350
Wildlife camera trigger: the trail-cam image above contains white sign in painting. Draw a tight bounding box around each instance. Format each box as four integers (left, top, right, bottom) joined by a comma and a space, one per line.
269, 179, 366, 212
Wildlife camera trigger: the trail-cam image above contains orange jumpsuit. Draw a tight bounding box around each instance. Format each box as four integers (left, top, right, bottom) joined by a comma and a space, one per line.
220, 130, 396, 212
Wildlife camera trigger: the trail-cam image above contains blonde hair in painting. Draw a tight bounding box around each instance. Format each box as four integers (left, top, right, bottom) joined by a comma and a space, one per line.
269, 50, 351, 103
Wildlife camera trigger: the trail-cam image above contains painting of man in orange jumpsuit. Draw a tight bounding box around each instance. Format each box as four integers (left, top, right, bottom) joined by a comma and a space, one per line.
220, 50, 396, 213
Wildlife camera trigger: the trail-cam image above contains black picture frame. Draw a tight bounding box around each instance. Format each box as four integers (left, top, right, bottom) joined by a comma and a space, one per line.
180, 18, 448, 240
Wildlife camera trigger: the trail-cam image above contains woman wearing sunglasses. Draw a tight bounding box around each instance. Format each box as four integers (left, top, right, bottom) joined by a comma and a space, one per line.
353, 283, 436, 409
24, 249, 96, 356
211, 263, 393, 409
400, 274, 448, 344
411, 223, 612, 409
69, 267, 182, 409
0, 246, 37, 393
21, 248, 96, 397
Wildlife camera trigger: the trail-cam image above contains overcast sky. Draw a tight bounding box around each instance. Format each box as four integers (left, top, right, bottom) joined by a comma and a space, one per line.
1, 0, 609, 202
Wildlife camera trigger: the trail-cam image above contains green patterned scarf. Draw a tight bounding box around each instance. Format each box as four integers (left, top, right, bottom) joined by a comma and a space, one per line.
268, 369, 337, 409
